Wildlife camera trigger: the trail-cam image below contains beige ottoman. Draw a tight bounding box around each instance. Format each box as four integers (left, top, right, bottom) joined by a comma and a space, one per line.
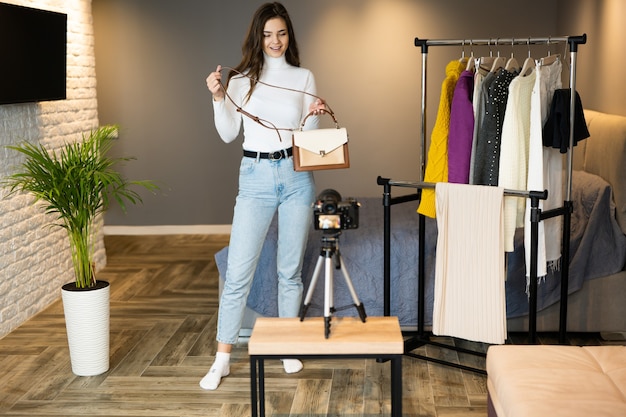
487, 345, 626, 417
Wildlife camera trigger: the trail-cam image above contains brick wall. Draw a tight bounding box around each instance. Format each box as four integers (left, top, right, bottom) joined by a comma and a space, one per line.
0, 0, 105, 339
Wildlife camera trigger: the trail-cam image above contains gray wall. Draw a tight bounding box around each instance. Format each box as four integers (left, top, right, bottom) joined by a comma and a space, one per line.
556, 0, 626, 116
94, 0, 598, 226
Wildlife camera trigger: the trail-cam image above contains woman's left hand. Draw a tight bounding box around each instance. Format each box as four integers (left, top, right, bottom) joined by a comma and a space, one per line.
309, 99, 328, 115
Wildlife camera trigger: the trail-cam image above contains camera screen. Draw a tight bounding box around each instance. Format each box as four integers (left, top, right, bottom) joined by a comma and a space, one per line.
318, 214, 341, 229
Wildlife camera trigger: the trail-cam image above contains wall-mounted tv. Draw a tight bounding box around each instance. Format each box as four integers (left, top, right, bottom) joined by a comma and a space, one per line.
0, 3, 67, 105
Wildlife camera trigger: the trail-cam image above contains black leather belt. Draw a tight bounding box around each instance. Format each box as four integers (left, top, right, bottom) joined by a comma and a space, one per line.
243, 148, 293, 160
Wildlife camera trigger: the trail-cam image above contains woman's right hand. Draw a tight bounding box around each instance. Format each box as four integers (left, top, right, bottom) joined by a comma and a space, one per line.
206, 65, 224, 101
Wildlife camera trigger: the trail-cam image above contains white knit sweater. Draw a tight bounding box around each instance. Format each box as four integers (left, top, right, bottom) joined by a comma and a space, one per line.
212, 55, 319, 152
498, 70, 537, 252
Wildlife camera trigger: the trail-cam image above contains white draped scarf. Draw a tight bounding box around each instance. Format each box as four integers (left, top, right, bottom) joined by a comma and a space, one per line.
432, 183, 507, 345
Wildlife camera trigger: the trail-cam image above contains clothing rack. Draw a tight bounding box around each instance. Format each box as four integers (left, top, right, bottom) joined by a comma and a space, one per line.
377, 178, 547, 374
378, 34, 587, 374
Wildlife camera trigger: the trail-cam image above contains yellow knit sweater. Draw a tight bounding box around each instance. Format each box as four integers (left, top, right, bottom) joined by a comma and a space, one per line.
417, 59, 466, 218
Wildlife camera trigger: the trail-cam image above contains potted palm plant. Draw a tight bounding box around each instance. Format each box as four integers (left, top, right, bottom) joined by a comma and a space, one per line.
4, 125, 157, 376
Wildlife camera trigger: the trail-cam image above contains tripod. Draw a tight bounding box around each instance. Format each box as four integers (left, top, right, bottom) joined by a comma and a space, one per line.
299, 230, 367, 338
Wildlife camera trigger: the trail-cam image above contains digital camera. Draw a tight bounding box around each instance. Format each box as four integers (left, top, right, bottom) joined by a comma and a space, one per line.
313, 189, 359, 230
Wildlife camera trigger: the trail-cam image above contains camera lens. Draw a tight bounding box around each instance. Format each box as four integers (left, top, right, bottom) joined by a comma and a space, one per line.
322, 202, 337, 214
317, 189, 342, 214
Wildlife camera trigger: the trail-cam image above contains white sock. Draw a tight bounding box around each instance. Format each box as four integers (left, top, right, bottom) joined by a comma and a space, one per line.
281, 358, 303, 374
199, 352, 231, 390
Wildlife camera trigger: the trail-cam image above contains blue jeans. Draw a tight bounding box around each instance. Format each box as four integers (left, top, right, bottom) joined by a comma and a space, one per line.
217, 155, 315, 344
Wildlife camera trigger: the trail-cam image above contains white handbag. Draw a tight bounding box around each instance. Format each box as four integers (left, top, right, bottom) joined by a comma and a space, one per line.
292, 110, 350, 172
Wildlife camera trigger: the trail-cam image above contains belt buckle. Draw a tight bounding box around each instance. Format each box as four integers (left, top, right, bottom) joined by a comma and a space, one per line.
269, 150, 283, 161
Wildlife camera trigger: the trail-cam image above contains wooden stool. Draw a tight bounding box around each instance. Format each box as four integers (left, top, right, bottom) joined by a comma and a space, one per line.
248, 316, 404, 417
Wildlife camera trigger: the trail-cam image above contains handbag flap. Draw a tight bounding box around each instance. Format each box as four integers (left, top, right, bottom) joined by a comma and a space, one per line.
293, 128, 348, 155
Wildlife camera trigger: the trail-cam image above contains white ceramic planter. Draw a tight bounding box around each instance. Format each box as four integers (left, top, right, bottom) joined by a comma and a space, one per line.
61, 281, 110, 376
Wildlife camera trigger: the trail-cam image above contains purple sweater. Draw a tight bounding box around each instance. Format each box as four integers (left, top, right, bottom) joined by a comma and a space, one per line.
448, 70, 475, 183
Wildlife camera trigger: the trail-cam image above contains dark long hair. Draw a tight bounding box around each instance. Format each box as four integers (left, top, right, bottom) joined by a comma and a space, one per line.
227, 2, 300, 101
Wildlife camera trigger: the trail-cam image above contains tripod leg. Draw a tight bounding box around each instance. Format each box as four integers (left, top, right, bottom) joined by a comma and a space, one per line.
323, 253, 335, 338
324, 254, 334, 319
300, 255, 324, 321
338, 253, 367, 323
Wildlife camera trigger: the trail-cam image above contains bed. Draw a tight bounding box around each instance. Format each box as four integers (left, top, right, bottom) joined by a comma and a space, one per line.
215, 109, 626, 337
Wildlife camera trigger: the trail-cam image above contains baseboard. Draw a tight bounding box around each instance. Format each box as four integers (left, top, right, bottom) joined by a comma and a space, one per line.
600, 331, 626, 341
103, 225, 232, 235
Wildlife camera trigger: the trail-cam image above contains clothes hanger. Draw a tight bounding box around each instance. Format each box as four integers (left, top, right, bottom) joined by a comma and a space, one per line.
519, 37, 536, 76
540, 54, 560, 66
458, 40, 469, 66
478, 39, 496, 72
505, 39, 520, 72
539, 37, 560, 66
489, 39, 506, 72
465, 40, 476, 71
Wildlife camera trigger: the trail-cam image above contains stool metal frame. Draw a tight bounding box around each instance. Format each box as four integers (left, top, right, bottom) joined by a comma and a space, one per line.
250, 351, 402, 417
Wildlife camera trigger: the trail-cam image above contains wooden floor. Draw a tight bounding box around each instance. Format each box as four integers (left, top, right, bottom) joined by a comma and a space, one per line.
0, 234, 623, 417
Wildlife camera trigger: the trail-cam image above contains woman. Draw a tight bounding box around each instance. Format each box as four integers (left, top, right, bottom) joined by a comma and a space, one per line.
202, 2, 326, 390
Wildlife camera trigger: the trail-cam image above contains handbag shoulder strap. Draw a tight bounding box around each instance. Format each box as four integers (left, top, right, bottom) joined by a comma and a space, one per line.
218, 66, 336, 140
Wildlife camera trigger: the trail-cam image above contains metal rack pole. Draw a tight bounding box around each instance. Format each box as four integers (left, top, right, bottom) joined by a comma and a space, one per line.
558, 36, 585, 343
414, 35, 586, 48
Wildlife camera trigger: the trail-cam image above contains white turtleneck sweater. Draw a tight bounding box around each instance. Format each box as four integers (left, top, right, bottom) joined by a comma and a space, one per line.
212, 55, 319, 152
